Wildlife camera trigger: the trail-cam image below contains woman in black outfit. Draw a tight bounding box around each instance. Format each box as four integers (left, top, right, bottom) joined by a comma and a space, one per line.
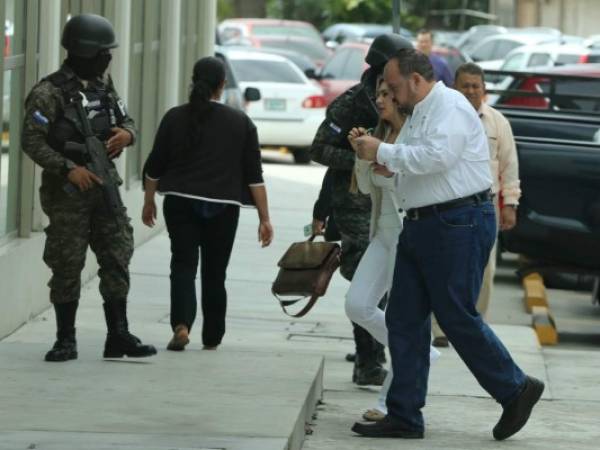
142, 57, 273, 351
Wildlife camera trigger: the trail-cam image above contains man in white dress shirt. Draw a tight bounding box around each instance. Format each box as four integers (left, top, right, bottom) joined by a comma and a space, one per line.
350, 49, 544, 441
431, 62, 522, 347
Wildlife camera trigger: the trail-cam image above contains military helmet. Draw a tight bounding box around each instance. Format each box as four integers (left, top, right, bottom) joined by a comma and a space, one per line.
61, 14, 118, 58
365, 33, 413, 68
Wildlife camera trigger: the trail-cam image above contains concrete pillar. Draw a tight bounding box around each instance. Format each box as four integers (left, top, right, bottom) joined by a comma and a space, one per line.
111, 0, 131, 103
109, 0, 132, 181
31, 0, 61, 231
37, 0, 61, 78
516, 0, 539, 27
158, 0, 181, 114
197, 0, 217, 58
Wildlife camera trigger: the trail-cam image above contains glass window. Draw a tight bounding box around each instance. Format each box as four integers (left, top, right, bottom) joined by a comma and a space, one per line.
126, 0, 144, 182
340, 49, 365, 81
321, 49, 349, 79
221, 26, 243, 43
528, 53, 551, 67
493, 40, 521, 60
231, 59, 304, 84
1, 0, 27, 237
216, 54, 243, 110
555, 54, 580, 65
127, 0, 161, 180
471, 41, 497, 62
587, 54, 600, 63
179, 0, 199, 105
502, 52, 526, 70
540, 78, 600, 113
259, 38, 329, 62
251, 25, 321, 42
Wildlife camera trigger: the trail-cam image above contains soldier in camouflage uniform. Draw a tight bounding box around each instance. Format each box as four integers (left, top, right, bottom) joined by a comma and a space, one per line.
310, 34, 413, 385
21, 14, 156, 361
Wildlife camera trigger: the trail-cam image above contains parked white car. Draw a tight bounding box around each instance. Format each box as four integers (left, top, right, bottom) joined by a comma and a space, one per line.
470, 33, 562, 70
500, 43, 600, 71
486, 43, 600, 104
225, 49, 326, 163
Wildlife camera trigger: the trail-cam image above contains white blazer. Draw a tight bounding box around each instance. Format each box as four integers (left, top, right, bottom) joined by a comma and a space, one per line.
354, 128, 403, 240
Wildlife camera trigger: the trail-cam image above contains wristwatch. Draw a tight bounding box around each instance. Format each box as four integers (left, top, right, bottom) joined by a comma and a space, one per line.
61, 159, 77, 177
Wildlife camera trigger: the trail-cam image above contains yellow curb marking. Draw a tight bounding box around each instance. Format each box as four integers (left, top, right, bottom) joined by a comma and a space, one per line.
522, 273, 548, 313
531, 305, 558, 345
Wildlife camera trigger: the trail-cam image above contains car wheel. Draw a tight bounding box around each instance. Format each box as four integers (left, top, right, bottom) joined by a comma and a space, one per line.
292, 147, 312, 164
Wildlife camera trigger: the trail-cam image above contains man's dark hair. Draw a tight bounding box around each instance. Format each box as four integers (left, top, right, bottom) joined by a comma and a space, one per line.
390, 48, 435, 82
417, 28, 434, 39
455, 62, 486, 85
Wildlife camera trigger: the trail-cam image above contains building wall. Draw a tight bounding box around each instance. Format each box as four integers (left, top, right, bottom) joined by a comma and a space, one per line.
515, 0, 598, 37
491, 0, 517, 27
0, 0, 217, 339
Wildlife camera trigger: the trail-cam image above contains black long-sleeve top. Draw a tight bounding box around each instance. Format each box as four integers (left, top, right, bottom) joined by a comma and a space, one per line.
313, 168, 334, 221
143, 102, 264, 207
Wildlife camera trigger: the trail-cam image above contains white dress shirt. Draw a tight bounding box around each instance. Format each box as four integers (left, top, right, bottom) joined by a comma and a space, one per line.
376, 81, 493, 210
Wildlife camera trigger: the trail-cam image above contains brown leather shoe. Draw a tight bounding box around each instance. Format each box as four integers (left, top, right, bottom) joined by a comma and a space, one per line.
432, 336, 449, 348
493, 376, 545, 441
167, 325, 189, 351
351, 416, 423, 439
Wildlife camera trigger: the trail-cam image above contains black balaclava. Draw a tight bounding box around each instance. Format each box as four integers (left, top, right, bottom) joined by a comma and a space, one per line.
66, 50, 112, 80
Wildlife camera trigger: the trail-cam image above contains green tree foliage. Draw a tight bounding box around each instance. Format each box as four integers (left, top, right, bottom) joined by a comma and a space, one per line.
266, 0, 426, 31
217, 0, 234, 21
218, 0, 492, 32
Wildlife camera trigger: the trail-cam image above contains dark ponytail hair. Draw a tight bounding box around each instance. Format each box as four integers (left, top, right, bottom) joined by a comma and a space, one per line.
188, 56, 226, 147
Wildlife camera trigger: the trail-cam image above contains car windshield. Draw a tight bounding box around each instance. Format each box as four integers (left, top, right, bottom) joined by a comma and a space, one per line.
500, 75, 600, 114
260, 39, 329, 61
539, 78, 600, 112
252, 25, 321, 41
231, 59, 305, 84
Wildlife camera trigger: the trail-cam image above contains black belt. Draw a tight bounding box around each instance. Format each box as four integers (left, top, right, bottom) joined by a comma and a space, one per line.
405, 190, 492, 221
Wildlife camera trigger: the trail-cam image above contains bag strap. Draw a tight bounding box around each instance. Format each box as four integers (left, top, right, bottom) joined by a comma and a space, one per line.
274, 293, 320, 318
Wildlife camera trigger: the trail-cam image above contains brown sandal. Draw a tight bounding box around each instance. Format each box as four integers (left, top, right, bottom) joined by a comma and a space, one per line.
167, 325, 190, 351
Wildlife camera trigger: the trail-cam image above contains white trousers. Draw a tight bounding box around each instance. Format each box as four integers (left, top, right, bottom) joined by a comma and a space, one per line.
345, 225, 440, 413
345, 226, 398, 346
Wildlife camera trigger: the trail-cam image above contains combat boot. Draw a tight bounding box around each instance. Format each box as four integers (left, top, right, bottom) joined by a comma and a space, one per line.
375, 341, 387, 365
45, 301, 78, 362
102, 300, 157, 358
352, 323, 387, 384
354, 355, 388, 386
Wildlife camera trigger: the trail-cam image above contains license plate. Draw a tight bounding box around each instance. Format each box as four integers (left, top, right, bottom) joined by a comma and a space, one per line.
264, 98, 286, 111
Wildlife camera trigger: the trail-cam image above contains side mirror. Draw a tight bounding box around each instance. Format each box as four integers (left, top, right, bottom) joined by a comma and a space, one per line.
325, 40, 339, 50
304, 68, 319, 80
244, 87, 261, 102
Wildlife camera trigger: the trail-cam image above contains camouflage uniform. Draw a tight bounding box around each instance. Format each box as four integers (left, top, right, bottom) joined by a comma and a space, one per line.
310, 76, 386, 382
310, 80, 379, 281
22, 64, 136, 305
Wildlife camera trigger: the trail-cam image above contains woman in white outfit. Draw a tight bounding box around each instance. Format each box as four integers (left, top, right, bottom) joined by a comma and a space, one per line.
346, 77, 440, 421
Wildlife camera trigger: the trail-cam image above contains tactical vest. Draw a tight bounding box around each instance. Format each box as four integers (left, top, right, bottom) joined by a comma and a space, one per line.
44, 70, 124, 165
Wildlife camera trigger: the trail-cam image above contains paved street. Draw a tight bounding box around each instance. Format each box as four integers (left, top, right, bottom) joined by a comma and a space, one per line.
1, 155, 599, 449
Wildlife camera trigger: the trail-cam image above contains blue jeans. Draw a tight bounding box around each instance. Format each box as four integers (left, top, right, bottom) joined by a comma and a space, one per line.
385, 201, 526, 431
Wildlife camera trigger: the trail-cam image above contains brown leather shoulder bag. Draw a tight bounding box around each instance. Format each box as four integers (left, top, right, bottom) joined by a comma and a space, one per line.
272, 235, 341, 317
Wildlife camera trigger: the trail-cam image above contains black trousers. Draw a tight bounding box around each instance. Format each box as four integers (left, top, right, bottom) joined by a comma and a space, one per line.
163, 195, 239, 346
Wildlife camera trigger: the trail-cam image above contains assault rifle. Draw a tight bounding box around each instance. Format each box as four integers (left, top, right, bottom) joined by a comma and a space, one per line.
64, 91, 124, 221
